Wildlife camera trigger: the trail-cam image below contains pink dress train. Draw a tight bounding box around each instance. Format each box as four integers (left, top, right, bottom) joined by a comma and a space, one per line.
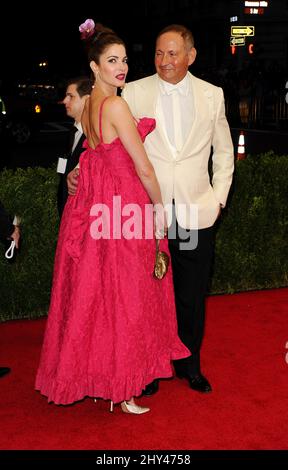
35, 101, 189, 404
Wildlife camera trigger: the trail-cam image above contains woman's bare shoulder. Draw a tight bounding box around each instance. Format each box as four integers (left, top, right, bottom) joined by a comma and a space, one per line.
105, 95, 129, 110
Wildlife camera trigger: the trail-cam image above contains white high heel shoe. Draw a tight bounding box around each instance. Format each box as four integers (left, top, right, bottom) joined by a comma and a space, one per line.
94, 399, 149, 414
120, 400, 150, 415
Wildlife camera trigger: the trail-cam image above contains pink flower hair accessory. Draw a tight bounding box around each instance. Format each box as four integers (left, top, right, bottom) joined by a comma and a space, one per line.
79, 19, 95, 39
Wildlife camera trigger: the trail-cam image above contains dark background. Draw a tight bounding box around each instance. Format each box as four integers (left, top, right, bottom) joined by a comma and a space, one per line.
0, 4, 154, 83
0, 1, 247, 81
1, 1, 288, 84
0, 0, 288, 169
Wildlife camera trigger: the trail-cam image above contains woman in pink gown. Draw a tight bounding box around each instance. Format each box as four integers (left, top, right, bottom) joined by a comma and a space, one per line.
35, 20, 189, 414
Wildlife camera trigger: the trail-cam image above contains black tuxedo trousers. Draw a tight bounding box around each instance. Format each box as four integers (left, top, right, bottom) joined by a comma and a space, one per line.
168, 217, 215, 376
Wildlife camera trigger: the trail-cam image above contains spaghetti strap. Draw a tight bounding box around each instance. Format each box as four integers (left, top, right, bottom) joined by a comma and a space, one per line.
99, 97, 110, 143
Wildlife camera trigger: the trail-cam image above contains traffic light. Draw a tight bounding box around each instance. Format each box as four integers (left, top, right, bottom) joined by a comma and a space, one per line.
231, 45, 236, 55
248, 43, 254, 54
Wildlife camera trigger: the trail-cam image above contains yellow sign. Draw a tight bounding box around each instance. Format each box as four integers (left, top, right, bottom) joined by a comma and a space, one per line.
230, 36, 246, 46
231, 26, 255, 36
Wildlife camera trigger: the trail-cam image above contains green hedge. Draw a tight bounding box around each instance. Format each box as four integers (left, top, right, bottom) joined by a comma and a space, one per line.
0, 152, 288, 321
211, 151, 288, 293
0, 166, 59, 320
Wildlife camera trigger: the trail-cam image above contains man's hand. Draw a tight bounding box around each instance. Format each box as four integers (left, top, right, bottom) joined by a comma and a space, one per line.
67, 168, 80, 195
11, 225, 20, 249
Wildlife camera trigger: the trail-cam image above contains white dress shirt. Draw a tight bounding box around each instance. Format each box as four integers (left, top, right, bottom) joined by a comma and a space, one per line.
157, 74, 194, 158
71, 121, 83, 154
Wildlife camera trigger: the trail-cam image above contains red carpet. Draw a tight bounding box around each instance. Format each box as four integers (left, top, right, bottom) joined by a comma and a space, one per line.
0, 288, 288, 450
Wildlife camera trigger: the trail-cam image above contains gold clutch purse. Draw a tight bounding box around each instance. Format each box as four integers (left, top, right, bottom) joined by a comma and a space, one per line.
153, 239, 169, 280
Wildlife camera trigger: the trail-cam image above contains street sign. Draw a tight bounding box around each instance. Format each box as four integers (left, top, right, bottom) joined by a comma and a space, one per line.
231, 26, 255, 36
244, 1, 268, 6
230, 36, 246, 46
244, 7, 264, 14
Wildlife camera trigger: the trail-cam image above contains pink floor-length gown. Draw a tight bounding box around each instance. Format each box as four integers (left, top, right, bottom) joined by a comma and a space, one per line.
35, 99, 190, 404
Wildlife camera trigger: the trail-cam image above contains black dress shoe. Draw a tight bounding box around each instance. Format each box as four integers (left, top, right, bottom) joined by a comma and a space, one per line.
142, 379, 159, 396
176, 372, 212, 393
0, 367, 11, 378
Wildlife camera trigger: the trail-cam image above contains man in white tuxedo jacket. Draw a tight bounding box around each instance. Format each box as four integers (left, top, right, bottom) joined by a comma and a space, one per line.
122, 24, 234, 395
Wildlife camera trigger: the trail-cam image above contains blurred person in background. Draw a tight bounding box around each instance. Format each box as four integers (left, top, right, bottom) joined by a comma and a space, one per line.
57, 76, 93, 217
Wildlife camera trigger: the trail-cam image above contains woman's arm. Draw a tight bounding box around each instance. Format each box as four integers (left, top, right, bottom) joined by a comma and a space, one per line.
108, 97, 163, 207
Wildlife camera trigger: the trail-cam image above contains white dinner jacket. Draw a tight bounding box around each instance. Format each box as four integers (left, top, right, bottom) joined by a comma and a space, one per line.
122, 72, 234, 229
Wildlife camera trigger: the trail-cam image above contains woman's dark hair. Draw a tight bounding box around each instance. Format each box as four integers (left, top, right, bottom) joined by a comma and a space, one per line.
82, 22, 125, 64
